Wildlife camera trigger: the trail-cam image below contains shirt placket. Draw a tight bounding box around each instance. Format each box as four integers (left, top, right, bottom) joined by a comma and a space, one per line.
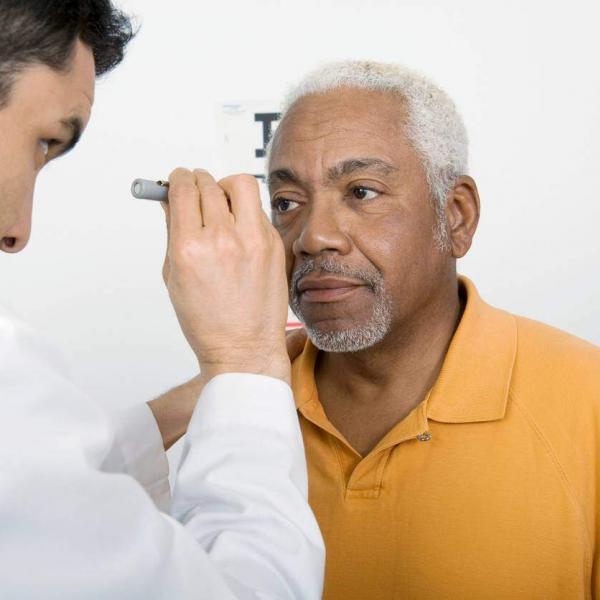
302, 397, 432, 500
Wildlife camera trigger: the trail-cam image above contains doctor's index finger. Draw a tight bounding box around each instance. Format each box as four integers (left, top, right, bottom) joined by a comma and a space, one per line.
167, 168, 203, 241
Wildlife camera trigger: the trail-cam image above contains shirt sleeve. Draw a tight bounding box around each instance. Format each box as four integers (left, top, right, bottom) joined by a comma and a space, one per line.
0, 309, 325, 600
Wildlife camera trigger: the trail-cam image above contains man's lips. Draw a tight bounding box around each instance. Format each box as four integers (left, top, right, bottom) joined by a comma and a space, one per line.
296, 276, 367, 303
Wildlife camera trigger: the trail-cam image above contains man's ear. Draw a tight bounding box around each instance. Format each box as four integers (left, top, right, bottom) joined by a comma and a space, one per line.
444, 175, 480, 258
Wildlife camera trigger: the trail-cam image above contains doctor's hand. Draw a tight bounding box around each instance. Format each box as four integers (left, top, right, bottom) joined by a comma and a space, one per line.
161, 168, 291, 385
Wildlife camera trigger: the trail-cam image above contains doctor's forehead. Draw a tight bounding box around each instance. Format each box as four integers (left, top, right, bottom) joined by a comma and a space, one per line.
9, 42, 95, 126
48, 40, 95, 123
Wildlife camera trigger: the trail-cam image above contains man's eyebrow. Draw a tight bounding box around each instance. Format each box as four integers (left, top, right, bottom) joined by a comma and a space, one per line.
327, 158, 398, 181
267, 158, 398, 187
267, 168, 302, 187
57, 117, 83, 157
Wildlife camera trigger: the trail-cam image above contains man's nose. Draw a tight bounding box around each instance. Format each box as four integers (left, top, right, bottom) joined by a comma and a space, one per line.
292, 199, 352, 258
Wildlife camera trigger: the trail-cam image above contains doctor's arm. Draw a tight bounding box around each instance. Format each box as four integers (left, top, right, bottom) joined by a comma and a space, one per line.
0, 168, 324, 599
105, 330, 306, 512
146, 329, 306, 454
0, 342, 323, 599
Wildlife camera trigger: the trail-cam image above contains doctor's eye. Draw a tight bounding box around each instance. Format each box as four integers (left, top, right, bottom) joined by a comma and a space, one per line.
39, 139, 61, 159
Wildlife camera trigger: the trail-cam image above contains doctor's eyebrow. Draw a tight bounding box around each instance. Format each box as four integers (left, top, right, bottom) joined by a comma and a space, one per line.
56, 117, 83, 157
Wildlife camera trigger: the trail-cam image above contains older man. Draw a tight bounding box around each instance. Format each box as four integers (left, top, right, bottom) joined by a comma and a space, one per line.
267, 60, 600, 599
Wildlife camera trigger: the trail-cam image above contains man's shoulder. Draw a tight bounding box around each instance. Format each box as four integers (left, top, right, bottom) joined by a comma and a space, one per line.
504, 314, 600, 513
513, 314, 600, 379
509, 313, 600, 413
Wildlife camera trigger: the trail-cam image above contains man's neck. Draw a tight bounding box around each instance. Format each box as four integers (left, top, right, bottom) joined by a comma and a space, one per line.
314, 279, 464, 456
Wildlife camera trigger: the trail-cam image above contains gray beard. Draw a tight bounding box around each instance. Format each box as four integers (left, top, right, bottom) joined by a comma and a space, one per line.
290, 257, 392, 353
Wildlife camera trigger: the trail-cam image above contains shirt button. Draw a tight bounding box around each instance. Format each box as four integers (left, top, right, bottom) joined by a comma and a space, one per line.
416, 432, 432, 442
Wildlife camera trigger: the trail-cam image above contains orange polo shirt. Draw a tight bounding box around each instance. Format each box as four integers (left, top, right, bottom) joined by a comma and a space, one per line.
292, 277, 600, 599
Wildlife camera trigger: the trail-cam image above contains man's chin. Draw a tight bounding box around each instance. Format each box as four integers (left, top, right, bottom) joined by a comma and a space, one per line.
291, 290, 393, 352
304, 318, 390, 353
303, 316, 361, 335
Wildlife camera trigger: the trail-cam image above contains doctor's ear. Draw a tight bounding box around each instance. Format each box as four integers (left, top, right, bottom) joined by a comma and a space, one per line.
444, 176, 480, 258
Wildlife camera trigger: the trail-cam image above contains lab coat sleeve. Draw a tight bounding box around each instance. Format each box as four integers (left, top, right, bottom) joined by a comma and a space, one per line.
0, 310, 325, 600
102, 404, 171, 512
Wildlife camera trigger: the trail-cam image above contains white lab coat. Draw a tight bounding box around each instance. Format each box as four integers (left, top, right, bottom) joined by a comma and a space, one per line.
0, 305, 325, 599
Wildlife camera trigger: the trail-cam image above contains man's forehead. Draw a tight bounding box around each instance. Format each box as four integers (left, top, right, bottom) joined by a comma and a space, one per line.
280, 88, 406, 133
270, 88, 408, 170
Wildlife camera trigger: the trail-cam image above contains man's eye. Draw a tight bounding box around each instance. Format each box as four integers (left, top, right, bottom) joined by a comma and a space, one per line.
351, 186, 379, 201
273, 198, 300, 213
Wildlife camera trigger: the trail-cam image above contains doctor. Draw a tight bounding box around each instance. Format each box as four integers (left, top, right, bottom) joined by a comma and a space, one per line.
0, 1, 323, 599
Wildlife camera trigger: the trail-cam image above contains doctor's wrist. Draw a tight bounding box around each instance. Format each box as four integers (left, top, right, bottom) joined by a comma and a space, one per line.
147, 374, 205, 451
199, 349, 291, 387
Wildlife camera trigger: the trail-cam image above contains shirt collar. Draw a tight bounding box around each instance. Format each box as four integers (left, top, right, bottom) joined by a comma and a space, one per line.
426, 276, 517, 423
291, 276, 517, 425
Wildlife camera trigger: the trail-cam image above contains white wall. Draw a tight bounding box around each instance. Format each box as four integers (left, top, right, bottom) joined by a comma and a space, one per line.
1, 0, 599, 408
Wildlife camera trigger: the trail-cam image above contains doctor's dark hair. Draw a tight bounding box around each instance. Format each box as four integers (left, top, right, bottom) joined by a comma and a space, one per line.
0, 0, 135, 108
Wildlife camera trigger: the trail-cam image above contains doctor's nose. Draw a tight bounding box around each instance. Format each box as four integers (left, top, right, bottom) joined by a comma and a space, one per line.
1, 209, 33, 253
